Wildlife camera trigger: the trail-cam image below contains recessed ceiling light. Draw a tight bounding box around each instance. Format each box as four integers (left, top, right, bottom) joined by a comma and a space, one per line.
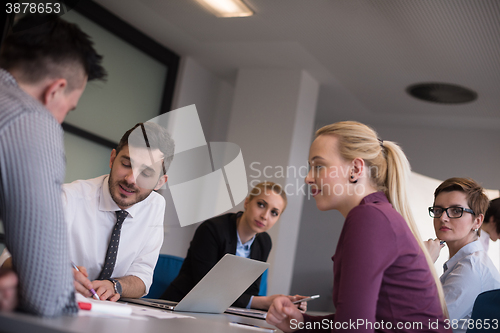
406, 83, 477, 104
195, 0, 254, 18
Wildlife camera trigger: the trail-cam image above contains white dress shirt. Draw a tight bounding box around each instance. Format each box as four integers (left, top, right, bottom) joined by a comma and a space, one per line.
479, 230, 490, 252
441, 240, 500, 333
63, 175, 165, 293
236, 232, 256, 308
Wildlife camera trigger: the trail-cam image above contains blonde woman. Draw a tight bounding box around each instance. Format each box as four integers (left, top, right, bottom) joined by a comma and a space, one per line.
267, 121, 449, 332
162, 182, 306, 310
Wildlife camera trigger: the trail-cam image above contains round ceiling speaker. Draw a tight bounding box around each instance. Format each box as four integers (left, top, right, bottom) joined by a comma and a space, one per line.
406, 83, 477, 104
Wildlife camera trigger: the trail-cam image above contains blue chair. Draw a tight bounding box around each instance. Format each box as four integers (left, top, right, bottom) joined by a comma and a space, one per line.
144, 254, 184, 299
466, 289, 500, 332
258, 269, 268, 296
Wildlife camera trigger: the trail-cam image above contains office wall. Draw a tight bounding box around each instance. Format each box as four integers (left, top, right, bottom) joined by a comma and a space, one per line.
373, 124, 500, 191
291, 199, 342, 312
64, 132, 111, 183
62, 9, 169, 183
160, 56, 235, 257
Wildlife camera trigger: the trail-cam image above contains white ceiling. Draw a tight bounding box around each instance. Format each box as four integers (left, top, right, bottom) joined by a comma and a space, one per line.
95, 0, 500, 130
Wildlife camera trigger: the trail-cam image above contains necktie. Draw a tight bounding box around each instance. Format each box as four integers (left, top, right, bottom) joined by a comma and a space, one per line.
98, 210, 129, 280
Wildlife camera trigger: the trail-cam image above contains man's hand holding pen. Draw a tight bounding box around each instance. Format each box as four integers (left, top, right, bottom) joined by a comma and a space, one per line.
72, 264, 100, 300
91, 279, 121, 302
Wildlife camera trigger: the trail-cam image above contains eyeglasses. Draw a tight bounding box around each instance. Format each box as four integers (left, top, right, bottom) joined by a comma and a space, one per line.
428, 206, 475, 218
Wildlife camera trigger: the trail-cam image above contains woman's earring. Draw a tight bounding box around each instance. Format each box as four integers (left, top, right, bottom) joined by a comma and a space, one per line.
474, 228, 479, 232
350, 175, 358, 184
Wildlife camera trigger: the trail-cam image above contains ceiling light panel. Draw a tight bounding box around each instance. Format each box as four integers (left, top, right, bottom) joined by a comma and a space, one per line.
195, 0, 254, 17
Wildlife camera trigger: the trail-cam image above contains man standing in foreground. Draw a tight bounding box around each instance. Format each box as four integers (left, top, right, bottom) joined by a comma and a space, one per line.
0, 14, 106, 316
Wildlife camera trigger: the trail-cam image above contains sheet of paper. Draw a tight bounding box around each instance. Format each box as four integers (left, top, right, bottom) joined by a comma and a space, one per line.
76, 293, 144, 320
78, 310, 147, 320
76, 293, 194, 320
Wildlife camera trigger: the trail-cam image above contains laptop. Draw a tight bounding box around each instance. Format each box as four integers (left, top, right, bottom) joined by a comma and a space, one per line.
121, 254, 269, 315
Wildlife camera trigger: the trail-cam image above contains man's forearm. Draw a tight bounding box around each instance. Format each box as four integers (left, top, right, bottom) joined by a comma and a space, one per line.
2, 117, 77, 316
118, 275, 146, 298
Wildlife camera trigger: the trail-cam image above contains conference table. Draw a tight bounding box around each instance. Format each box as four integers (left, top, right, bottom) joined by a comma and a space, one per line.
0, 303, 282, 333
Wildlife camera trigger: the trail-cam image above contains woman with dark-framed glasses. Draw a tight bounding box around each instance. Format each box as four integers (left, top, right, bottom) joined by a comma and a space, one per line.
424, 178, 500, 332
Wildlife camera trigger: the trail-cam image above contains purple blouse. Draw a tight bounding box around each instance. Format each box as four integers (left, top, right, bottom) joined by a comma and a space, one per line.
300, 192, 450, 332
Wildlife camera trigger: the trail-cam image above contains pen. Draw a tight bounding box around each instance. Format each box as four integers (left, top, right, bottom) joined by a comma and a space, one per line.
71, 262, 100, 300
293, 295, 320, 304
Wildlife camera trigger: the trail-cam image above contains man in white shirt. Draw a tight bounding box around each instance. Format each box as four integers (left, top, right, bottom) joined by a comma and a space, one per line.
70, 122, 174, 301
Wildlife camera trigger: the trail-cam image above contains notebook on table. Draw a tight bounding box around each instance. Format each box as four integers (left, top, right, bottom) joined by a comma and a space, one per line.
120, 254, 269, 317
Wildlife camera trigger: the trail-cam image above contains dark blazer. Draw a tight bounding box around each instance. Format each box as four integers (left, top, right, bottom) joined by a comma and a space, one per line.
161, 212, 272, 308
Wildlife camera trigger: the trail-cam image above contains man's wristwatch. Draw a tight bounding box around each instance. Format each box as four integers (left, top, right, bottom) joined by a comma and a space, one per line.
107, 278, 122, 295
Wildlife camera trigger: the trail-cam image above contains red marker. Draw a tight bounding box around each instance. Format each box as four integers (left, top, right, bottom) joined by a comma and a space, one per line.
78, 301, 132, 316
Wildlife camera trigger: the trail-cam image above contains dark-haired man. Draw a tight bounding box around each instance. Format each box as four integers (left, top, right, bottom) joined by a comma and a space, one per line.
67, 123, 174, 301
480, 198, 500, 249
0, 14, 106, 316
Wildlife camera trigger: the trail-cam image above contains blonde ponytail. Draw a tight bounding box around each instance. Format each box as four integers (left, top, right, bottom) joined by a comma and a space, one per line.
316, 121, 448, 318
383, 141, 448, 318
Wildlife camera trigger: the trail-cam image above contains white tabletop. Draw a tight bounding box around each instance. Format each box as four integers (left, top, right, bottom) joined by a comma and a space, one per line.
0, 303, 281, 333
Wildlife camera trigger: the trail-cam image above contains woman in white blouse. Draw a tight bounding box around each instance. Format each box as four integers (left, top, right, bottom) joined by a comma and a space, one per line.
425, 178, 500, 333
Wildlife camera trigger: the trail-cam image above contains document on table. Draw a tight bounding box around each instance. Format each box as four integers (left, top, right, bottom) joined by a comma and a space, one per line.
76, 293, 194, 320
